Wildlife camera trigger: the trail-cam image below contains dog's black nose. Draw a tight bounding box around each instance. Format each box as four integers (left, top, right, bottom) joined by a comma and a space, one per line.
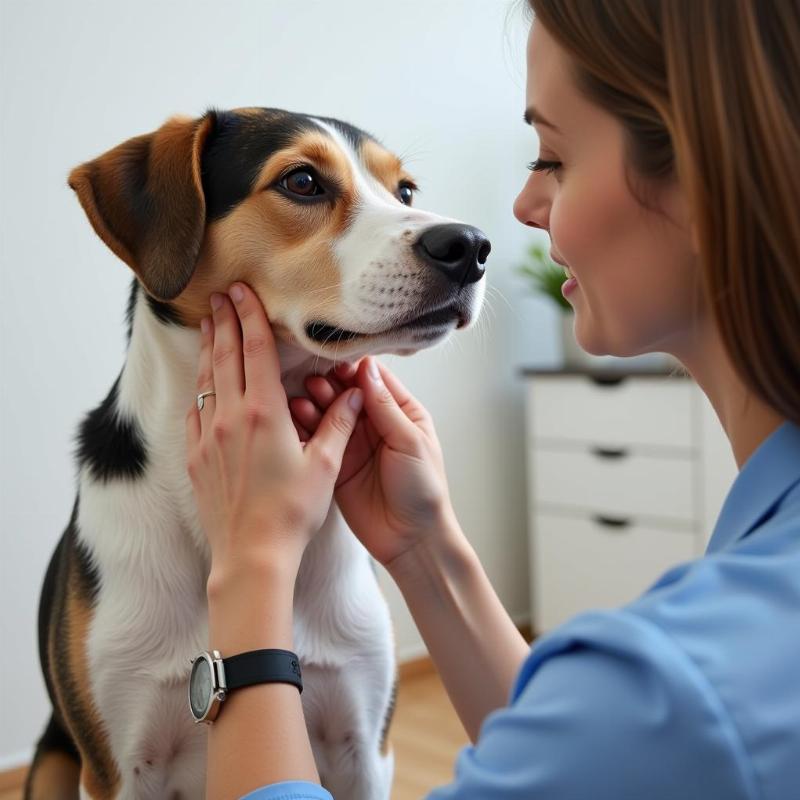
414, 224, 491, 287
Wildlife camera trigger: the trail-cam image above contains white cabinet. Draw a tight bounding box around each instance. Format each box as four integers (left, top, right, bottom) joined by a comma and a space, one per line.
523, 369, 738, 634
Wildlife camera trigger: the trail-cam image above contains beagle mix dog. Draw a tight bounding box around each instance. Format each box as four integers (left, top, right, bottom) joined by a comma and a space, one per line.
26, 107, 489, 800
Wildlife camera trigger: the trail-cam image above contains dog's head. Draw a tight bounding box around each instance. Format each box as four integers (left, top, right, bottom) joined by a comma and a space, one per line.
69, 108, 489, 360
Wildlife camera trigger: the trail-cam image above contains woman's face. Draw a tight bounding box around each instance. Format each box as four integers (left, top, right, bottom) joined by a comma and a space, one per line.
514, 21, 702, 358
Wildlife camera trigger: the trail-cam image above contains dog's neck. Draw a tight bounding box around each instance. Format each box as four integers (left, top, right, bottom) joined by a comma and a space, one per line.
120, 282, 339, 425
109, 282, 358, 563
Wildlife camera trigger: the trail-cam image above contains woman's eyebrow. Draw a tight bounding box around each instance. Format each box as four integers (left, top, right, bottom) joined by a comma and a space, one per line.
524, 105, 563, 135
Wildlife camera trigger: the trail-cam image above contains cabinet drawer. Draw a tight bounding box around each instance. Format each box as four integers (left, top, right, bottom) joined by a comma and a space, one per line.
531, 447, 696, 524
531, 512, 696, 633
527, 376, 694, 450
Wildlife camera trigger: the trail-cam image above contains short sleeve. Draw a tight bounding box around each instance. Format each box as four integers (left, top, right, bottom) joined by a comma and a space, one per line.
426, 611, 758, 800
240, 780, 334, 800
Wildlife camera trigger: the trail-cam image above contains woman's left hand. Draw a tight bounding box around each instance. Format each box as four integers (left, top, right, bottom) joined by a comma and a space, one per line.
185, 282, 364, 586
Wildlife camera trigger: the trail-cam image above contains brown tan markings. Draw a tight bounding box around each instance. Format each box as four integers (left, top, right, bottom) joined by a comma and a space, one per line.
48, 540, 121, 799
71, 110, 392, 336
69, 115, 216, 310
173, 128, 360, 332
360, 138, 417, 200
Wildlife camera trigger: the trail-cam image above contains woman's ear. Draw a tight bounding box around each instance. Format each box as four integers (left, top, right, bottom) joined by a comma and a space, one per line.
68, 111, 217, 301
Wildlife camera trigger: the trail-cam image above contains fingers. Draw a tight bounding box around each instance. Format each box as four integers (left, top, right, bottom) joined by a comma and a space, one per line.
333, 360, 359, 383
371, 359, 418, 416
305, 388, 364, 477
290, 363, 357, 432
208, 291, 245, 411
293, 416, 311, 443
227, 283, 285, 407
356, 357, 421, 450
375, 359, 433, 432
186, 393, 202, 453
305, 373, 345, 409
289, 397, 322, 435
192, 315, 217, 437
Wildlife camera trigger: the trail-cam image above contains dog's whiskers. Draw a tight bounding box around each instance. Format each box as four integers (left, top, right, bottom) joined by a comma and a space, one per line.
475, 295, 493, 360
487, 284, 521, 323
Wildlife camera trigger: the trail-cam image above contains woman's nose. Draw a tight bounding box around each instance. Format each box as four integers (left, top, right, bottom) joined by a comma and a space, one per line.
513, 174, 549, 229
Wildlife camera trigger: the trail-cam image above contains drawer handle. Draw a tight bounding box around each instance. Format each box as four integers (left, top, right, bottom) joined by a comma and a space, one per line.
590, 446, 629, 459
592, 514, 632, 529
589, 374, 626, 387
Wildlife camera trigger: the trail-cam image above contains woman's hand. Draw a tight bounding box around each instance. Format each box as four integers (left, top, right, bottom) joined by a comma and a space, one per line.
185, 283, 364, 586
289, 357, 459, 569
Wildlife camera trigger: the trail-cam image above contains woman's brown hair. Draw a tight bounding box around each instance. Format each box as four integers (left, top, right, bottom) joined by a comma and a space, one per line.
527, 0, 800, 425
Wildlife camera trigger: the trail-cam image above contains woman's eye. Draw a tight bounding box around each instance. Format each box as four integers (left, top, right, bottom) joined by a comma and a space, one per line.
281, 169, 323, 197
528, 158, 562, 175
398, 184, 415, 206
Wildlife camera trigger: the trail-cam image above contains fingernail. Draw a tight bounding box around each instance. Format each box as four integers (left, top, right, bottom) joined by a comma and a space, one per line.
200, 317, 211, 335
348, 388, 363, 411
210, 293, 224, 311
368, 358, 381, 382
229, 284, 244, 303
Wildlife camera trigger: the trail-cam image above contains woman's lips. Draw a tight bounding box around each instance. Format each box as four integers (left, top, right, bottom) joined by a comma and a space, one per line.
551, 252, 578, 298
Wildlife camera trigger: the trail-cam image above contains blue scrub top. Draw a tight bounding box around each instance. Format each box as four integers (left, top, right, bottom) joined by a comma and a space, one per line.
243, 420, 800, 800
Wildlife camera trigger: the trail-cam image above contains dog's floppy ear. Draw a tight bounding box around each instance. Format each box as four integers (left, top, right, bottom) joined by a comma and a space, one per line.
68, 112, 216, 301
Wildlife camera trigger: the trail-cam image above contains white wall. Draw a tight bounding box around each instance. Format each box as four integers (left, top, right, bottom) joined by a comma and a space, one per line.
0, 0, 557, 768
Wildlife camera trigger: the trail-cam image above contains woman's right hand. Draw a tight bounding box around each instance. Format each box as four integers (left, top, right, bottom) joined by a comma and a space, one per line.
288, 357, 458, 569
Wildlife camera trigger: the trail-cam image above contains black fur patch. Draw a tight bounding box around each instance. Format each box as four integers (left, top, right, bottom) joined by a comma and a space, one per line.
379, 673, 399, 754
125, 277, 138, 344
200, 107, 378, 220
144, 291, 185, 327
73, 370, 148, 483
201, 107, 315, 220
126, 274, 187, 336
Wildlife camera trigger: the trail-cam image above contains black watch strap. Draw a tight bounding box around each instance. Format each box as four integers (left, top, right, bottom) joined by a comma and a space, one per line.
222, 648, 303, 694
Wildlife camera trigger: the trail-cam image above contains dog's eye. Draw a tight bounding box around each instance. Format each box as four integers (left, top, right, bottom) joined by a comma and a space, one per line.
399, 183, 415, 206
281, 169, 323, 197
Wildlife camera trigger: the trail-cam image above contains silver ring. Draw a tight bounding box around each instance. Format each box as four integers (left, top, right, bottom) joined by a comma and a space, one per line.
197, 390, 216, 411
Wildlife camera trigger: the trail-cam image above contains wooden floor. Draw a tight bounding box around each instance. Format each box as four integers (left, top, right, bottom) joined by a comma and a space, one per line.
0, 668, 468, 800
390, 669, 469, 797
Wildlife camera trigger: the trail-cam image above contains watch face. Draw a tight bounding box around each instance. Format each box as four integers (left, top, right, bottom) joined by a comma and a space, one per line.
189, 656, 212, 719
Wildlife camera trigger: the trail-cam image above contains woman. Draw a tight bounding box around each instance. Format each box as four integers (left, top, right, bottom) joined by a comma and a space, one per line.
185, 1, 800, 797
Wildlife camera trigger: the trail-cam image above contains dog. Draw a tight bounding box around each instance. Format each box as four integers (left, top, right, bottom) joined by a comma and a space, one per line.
25, 106, 489, 800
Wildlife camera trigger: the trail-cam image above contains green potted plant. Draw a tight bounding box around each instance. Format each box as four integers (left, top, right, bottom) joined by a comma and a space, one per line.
515, 242, 573, 313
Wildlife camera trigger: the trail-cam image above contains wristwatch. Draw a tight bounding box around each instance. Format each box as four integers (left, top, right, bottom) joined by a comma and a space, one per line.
188, 648, 303, 724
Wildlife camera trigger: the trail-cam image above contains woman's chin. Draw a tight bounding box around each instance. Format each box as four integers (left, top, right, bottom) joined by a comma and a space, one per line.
573, 319, 646, 359
572, 318, 609, 356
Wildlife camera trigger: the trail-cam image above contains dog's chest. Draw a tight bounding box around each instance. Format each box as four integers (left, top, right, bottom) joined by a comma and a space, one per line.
78, 468, 388, 797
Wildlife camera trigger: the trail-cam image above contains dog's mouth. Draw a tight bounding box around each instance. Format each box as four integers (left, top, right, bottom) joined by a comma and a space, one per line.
305, 305, 464, 345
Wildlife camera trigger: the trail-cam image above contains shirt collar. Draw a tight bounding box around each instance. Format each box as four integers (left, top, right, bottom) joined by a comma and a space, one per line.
707, 421, 800, 554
